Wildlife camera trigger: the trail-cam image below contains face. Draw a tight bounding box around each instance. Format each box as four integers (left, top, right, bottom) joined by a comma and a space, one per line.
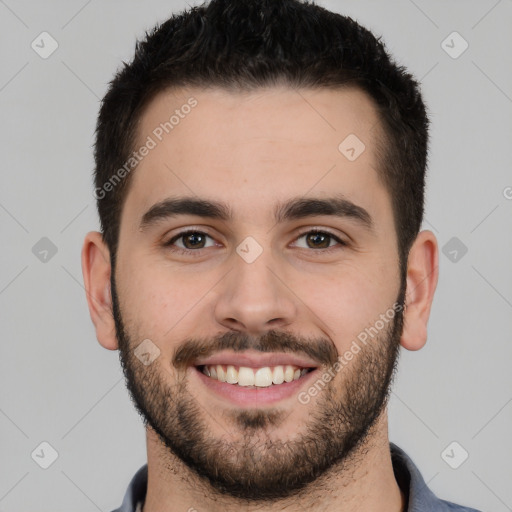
111, 86, 405, 500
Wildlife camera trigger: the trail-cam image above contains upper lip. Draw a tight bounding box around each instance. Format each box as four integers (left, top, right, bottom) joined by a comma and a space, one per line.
193, 350, 320, 369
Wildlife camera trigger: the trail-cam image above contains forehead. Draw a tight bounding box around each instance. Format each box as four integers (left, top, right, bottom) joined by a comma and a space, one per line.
124, 85, 390, 228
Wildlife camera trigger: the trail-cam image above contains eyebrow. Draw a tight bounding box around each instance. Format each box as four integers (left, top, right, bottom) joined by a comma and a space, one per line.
139, 194, 374, 232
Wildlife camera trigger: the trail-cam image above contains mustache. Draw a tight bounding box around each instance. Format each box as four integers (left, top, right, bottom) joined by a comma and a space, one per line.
172, 329, 339, 370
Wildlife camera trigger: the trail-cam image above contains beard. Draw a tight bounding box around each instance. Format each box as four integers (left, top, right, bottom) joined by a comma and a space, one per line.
111, 273, 405, 503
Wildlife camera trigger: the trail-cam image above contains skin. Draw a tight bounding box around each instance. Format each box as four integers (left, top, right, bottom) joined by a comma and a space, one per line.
82, 86, 438, 512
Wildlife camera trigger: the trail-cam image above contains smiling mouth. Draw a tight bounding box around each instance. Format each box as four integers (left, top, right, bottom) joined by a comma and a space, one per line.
196, 364, 315, 388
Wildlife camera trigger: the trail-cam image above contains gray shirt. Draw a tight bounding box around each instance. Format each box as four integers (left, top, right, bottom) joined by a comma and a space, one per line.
111, 443, 481, 512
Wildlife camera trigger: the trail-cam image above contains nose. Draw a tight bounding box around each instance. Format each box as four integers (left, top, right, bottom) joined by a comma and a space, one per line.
213, 247, 297, 336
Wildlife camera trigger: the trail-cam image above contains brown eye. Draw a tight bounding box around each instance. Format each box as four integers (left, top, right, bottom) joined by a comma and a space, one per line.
294, 230, 346, 251
164, 230, 215, 253
180, 232, 207, 249
305, 232, 331, 249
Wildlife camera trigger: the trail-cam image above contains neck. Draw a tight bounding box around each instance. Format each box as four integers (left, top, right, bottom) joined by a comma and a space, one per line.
142, 412, 406, 512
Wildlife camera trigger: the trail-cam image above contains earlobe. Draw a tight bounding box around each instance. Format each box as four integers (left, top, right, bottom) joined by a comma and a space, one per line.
81, 231, 119, 351
400, 230, 439, 351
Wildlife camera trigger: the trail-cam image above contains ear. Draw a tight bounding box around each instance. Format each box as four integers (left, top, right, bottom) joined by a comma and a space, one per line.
81, 231, 118, 350
400, 230, 439, 351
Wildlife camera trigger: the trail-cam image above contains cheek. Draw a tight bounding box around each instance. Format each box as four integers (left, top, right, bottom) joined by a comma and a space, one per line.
118, 263, 201, 338
296, 262, 395, 347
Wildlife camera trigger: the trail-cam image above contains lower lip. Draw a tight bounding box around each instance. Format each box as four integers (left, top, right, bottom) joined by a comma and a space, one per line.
192, 366, 318, 407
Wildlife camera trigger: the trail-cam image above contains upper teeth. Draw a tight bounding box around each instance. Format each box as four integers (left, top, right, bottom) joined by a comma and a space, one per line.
202, 364, 309, 387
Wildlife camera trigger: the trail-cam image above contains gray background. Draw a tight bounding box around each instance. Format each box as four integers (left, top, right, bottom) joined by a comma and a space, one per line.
1, 0, 511, 510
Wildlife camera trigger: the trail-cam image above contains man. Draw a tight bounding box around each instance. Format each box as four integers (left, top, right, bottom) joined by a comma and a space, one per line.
81, 1, 481, 510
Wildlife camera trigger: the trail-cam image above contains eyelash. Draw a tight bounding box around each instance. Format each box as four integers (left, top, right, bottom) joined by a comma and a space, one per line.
163, 228, 347, 257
